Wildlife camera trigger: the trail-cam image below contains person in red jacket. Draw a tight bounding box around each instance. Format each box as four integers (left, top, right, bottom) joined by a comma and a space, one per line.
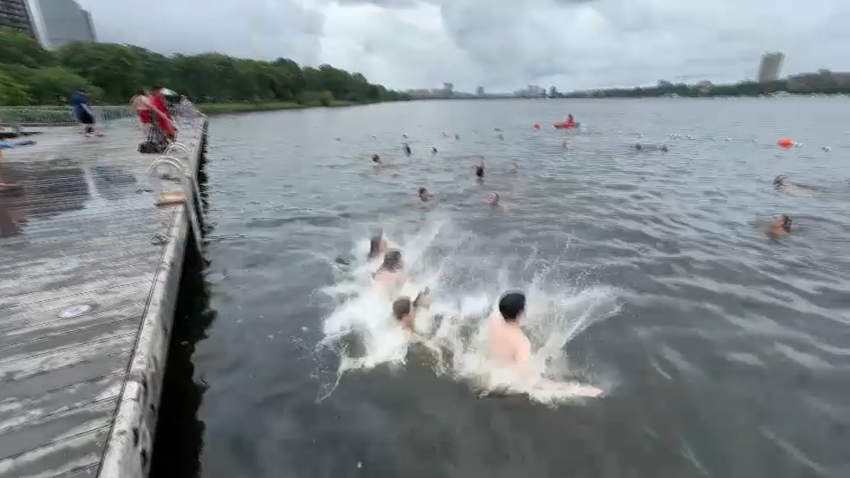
150, 86, 176, 140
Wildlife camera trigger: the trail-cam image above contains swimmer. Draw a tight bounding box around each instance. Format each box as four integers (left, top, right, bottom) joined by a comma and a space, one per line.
371, 154, 382, 166
373, 249, 406, 288
403, 143, 412, 156
488, 291, 603, 396
509, 163, 518, 173
768, 214, 792, 237
773, 175, 818, 195
418, 187, 433, 202
487, 192, 500, 206
475, 159, 485, 179
454, 133, 460, 140
431, 147, 438, 155
488, 291, 532, 377
392, 289, 432, 334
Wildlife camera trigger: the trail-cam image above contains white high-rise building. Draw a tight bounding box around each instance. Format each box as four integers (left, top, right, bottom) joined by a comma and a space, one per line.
28, 0, 97, 50
757, 52, 785, 83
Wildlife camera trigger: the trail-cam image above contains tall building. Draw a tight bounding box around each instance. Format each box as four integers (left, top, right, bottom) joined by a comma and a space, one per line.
0, 0, 37, 37
757, 52, 785, 83
30, 0, 97, 49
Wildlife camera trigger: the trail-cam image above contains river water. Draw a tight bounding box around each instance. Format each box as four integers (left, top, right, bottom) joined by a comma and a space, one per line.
185, 99, 850, 478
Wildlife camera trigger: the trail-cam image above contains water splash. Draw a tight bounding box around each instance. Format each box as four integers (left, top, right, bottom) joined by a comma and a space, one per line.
316, 217, 622, 405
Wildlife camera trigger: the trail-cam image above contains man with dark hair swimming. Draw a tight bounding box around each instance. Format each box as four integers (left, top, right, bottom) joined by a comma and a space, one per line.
488, 291, 531, 374
487, 290, 603, 396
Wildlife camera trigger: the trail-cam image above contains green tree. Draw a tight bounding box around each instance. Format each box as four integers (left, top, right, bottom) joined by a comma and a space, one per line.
0, 28, 53, 68
0, 32, 407, 106
0, 69, 32, 105
27, 67, 101, 104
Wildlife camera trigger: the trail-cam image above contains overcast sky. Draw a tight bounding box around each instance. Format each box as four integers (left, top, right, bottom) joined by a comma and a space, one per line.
76, 0, 850, 92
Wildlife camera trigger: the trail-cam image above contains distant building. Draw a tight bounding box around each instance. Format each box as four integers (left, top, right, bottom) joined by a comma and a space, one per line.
476, 86, 484, 96
787, 69, 850, 90
0, 0, 37, 37
29, 0, 97, 49
757, 52, 784, 83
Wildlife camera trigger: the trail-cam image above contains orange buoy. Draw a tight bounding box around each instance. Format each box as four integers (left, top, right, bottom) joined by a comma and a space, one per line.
534, 123, 541, 130
777, 138, 794, 148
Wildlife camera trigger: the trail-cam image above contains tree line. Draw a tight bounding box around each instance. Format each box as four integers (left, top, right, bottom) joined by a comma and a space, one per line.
0, 28, 410, 106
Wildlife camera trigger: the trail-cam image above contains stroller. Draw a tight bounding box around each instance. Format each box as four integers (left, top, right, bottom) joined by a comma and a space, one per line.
138, 107, 172, 154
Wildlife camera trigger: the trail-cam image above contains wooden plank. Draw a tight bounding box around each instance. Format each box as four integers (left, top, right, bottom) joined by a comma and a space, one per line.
0, 427, 108, 478
0, 373, 122, 434
0, 398, 117, 461
0, 329, 136, 384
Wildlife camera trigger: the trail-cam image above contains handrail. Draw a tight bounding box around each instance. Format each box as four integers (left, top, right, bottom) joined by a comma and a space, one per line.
147, 156, 203, 255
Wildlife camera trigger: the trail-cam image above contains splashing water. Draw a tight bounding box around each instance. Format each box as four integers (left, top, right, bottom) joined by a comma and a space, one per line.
317, 217, 622, 405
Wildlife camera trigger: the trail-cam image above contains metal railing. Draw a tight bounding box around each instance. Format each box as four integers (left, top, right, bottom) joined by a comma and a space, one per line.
0, 105, 139, 127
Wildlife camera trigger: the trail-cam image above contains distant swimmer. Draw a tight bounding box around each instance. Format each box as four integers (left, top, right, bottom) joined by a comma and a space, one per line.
773, 175, 819, 195
768, 214, 792, 238
475, 159, 485, 179
454, 133, 460, 140
418, 187, 433, 202
403, 143, 412, 156
431, 147, 438, 155
488, 192, 500, 206
635, 143, 668, 152
371, 154, 382, 166
509, 163, 518, 174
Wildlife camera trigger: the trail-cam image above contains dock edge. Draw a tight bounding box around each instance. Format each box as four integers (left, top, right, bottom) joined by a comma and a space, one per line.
97, 121, 208, 478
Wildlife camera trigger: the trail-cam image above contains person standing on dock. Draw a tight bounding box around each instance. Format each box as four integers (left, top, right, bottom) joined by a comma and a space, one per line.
150, 86, 177, 141
70, 89, 96, 136
130, 90, 153, 138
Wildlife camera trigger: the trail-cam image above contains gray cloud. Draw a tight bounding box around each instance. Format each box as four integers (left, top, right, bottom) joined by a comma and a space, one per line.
78, 0, 850, 91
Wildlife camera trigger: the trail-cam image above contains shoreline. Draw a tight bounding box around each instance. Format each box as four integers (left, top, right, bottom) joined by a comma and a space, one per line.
195, 100, 377, 115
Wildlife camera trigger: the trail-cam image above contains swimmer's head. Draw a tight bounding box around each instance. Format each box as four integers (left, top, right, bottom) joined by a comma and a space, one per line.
475, 167, 484, 178
431, 147, 437, 154
488, 192, 500, 205
779, 214, 792, 232
418, 187, 432, 201
381, 249, 403, 272
510, 163, 518, 173
773, 175, 788, 187
392, 297, 413, 322
498, 291, 526, 322
371, 154, 381, 164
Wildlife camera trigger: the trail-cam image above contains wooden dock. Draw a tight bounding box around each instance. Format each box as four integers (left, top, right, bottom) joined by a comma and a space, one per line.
0, 118, 207, 478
